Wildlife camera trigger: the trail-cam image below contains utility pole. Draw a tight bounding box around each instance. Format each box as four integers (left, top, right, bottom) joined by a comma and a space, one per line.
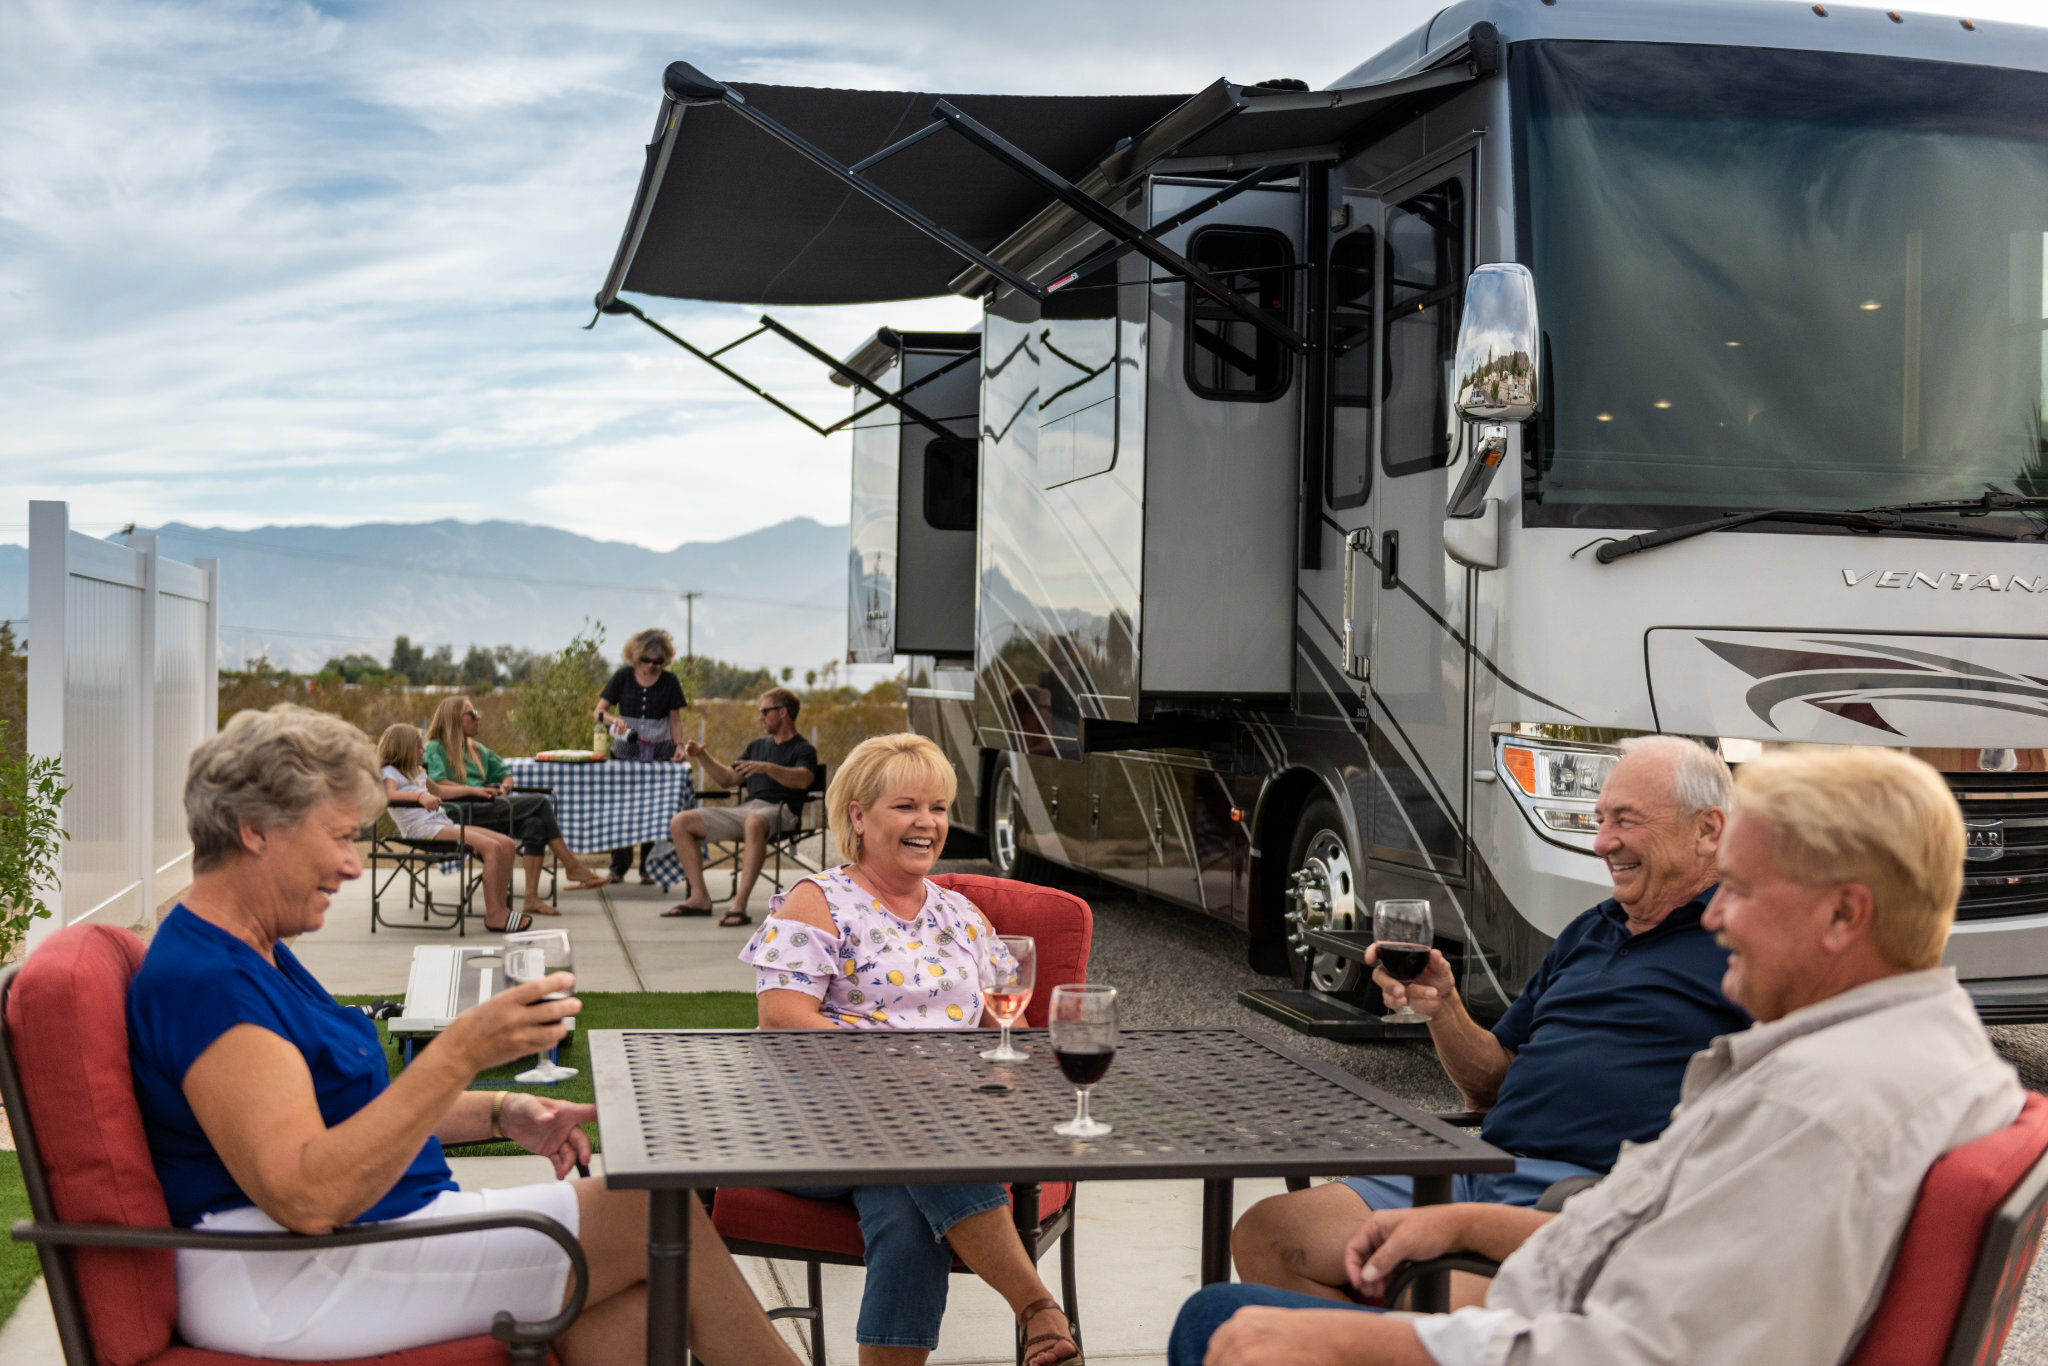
679, 590, 702, 692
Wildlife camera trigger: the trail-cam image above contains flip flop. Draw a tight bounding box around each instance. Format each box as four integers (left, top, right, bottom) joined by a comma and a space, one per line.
663, 904, 714, 918
485, 911, 534, 933
1019, 1298, 1082, 1366
719, 910, 753, 928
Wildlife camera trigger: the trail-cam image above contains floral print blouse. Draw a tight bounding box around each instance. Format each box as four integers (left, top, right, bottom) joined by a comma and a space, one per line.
738, 866, 1015, 1030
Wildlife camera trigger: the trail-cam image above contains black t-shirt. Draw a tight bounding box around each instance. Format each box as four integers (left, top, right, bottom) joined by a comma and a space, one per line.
738, 735, 819, 812
600, 667, 687, 718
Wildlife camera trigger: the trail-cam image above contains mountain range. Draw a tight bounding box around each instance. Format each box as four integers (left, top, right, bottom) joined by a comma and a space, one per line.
0, 518, 853, 675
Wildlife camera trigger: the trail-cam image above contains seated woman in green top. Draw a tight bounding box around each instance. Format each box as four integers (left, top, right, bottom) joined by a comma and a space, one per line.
424, 695, 607, 914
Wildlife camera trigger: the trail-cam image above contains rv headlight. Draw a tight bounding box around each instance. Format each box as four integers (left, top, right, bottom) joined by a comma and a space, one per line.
1498, 737, 1622, 849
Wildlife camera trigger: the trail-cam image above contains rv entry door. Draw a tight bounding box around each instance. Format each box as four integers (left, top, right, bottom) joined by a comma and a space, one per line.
1366, 159, 1471, 879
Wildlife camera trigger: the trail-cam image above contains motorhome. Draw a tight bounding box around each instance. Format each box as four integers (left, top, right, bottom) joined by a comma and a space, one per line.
594, 0, 2048, 1030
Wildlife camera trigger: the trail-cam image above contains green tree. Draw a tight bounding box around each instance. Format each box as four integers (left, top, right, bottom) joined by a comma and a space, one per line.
0, 623, 25, 765
389, 634, 424, 683
460, 645, 500, 690
511, 621, 610, 751
0, 716, 67, 963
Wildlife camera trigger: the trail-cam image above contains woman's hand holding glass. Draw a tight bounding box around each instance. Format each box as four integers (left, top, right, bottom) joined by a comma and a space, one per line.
440, 970, 579, 1076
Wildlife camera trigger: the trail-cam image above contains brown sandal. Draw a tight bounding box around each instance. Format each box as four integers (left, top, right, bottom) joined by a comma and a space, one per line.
1018, 1297, 1081, 1366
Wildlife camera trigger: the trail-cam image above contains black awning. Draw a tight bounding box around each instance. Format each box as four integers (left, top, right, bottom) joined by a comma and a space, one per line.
607, 83, 1190, 307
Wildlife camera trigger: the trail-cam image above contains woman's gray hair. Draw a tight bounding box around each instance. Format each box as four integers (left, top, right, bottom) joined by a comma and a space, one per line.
186, 705, 384, 872
1618, 734, 1733, 816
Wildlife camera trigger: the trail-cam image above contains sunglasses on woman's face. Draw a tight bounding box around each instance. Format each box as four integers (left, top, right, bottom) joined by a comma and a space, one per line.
462, 710, 480, 719
640, 656, 664, 666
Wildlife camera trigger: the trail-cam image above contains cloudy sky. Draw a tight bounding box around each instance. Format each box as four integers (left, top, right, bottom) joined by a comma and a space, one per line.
3, 0, 2041, 552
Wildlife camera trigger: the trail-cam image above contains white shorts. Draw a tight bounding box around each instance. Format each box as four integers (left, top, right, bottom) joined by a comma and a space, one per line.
177, 1182, 582, 1360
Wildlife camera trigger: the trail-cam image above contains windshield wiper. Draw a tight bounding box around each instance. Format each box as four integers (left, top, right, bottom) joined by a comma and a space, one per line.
1593, 503, 2043, 564
1854, 492, 2048, 518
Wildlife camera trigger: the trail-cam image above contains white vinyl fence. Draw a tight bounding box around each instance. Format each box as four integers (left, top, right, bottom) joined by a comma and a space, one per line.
25, 501, 218, 952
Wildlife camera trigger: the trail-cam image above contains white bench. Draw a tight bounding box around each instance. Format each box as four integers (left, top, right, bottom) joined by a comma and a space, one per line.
389, 944, 574, 1074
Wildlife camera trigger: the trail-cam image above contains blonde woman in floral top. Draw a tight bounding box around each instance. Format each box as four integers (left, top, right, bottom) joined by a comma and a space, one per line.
738, 735, 1079, 1366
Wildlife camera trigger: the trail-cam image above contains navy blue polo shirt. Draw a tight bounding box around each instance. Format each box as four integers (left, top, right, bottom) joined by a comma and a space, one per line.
1479, 889, 1748, 1172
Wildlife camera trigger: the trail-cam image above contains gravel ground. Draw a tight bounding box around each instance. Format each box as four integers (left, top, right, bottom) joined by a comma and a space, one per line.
938, 857, 2048, 1363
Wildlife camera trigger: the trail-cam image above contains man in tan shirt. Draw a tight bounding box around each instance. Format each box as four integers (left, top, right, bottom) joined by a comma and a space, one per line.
1171, 746, 2023, 1366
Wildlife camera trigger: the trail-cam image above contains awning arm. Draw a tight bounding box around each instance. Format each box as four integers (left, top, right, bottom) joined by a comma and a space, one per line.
930, 100, 1306, 355
1048, 163, 1294, 291
597, 299, 964, 439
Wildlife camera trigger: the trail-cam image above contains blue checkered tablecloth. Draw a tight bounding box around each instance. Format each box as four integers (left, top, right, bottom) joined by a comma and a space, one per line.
505, 758, 698, 889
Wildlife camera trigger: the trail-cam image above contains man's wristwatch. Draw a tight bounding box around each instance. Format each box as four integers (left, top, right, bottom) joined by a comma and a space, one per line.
490, 1089, 509, 1139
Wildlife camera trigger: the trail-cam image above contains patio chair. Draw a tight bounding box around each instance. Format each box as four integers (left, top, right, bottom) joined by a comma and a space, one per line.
696, 763, 829, 897
1379, 1090, 2048, 1366
1, 923, 587, 1366
366, 804, 487, 936
710, 874, 1094, 1366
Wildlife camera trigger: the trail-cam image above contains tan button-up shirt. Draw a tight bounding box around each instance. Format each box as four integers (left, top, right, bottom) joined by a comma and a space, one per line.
1412, 969, 2023, 1366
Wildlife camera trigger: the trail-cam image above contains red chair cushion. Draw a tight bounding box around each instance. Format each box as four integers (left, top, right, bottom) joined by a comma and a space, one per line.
710, 1182, 1075, 1258
153, 1342, 555, 1366
929, 875, 1092, 1025
1847, 1091, 2048, 1366
7, 924, 178, 1366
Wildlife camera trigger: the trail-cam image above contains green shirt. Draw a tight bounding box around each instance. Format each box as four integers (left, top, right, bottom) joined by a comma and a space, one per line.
423, 738, 508, 787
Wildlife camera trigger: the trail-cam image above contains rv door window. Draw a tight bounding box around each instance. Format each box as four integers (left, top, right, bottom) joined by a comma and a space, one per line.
1327, 225, 1377, 508
923, 436, 977, 531
1184, 226, 1294, 402
1039, 260, 1119, 486
1381, 179, 1466, 476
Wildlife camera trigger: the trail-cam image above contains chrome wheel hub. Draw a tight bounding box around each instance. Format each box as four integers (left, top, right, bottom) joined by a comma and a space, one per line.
1285, 829, 1361, 993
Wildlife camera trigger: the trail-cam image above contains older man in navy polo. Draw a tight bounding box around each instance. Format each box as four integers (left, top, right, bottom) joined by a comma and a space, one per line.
1231, 735, 1746, 1304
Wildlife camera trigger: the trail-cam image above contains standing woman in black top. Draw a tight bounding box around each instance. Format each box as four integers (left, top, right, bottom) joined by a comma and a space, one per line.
592, 627, 690, 882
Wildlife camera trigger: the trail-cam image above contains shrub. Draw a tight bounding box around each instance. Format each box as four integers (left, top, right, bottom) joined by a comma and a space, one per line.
0, 717, 67, 964
509, 621, 611, 752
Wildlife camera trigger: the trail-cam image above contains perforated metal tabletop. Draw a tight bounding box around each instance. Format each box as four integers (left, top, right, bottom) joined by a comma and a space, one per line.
593, 1027, 1509, 1366
592, 1026, 1507, 1187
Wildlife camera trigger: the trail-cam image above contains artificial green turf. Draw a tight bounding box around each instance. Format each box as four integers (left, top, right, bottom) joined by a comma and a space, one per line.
335, 990, 758, 1156
0, 1153, 36, 1328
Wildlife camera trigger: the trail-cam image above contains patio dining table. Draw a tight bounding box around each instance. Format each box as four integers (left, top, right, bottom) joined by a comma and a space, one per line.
591, 1026, 1512, 1366
504, 756, 697, 862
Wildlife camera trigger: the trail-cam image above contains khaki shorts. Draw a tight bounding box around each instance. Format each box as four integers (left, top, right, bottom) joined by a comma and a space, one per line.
697, 799, 798, 842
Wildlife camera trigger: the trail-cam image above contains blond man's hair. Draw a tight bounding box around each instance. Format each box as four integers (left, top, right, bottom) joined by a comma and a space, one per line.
827, 733, 956, 863
1731, 746, 1962, 970
763, 686, 801, 723
377, 723, 425, 776
187, 705, 382, 872
622, 628, 676, 667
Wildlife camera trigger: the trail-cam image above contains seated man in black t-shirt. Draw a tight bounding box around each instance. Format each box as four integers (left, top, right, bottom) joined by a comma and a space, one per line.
668, 687, 818, 926
1230, 736, 1748, 1307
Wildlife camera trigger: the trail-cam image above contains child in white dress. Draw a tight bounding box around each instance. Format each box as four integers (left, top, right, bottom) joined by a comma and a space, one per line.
376, 724, 525, 932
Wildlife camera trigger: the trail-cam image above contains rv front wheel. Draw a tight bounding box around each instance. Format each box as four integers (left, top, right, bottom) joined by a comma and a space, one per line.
1284, 798, 1365, 995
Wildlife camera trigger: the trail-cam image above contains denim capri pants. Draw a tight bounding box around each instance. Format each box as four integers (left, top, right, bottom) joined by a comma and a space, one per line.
782, 1182, 1011, 1348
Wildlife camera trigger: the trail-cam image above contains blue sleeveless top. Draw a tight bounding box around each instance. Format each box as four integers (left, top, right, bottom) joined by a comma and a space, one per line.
128, 906, 457, 1227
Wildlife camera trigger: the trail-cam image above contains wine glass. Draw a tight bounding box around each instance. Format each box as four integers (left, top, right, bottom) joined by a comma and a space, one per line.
502, 928, 577, 1084
980, 935, 1037, 1062
1049, 984, 1117, 1138
1372, 899, 1434, 1023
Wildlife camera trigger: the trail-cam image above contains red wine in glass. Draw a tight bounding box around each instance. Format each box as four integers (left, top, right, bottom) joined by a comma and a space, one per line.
1055, 1046, 1115, 1087
1377, 943, 1432, 983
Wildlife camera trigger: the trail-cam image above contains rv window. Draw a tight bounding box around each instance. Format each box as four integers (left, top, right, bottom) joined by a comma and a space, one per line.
1039, 261, 1119, 486
1327, 225, 1376, 508
1380, 179, 1466, 476
923, 437, 977, 531
1184, 226, 1293, 402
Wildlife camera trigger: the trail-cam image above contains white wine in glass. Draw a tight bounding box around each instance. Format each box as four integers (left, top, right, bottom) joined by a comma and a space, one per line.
981, 935, 1037, 1062
502, 928, 577, 1084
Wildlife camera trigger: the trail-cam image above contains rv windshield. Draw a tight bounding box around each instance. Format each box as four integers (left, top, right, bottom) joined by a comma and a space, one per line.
1518, 41, 2048, 531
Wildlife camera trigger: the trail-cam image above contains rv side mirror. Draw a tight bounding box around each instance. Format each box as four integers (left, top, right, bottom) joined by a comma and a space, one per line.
1447, 263, 1540, 521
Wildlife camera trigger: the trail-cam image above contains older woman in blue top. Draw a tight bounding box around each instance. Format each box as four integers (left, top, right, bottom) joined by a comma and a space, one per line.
128, 704, 800, 1366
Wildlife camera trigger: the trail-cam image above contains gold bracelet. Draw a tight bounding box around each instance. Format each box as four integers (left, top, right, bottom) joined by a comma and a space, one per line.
490, 1089, 509, 1140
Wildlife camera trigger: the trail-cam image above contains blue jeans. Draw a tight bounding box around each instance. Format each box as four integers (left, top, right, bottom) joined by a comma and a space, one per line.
1339, 1154, 1599, 1210
781, 1183, 1011, 1349
1170, 1284, 1381, 1366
